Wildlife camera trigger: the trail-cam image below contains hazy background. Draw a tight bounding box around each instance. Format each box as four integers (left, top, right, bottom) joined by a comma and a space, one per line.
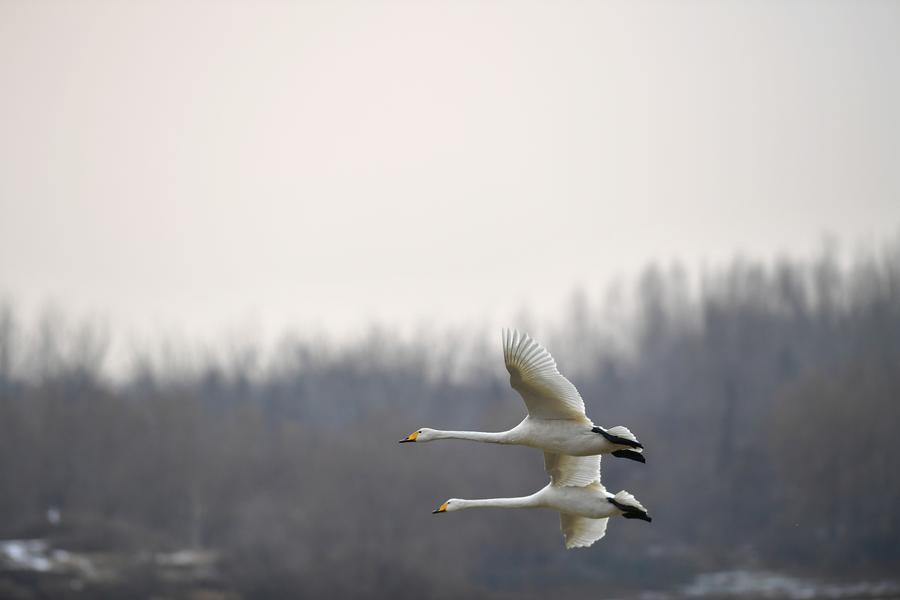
3, 0, 899, 349
1, 1, 899, 599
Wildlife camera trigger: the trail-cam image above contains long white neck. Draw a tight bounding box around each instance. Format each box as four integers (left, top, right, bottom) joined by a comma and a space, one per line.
456, 495, 540, 510
430, 429, 510, 444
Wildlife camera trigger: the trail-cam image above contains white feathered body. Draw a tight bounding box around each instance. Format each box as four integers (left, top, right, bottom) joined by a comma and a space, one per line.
534, 484, 619, 519
505, 417, 620, 456
406, 329, 643, 458
408, 330, 650, 549
446, 479, 642, 549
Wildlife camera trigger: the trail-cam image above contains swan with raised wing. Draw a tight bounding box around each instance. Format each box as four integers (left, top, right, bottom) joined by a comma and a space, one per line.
432, 453, 650, 549
400, 329, 645, 463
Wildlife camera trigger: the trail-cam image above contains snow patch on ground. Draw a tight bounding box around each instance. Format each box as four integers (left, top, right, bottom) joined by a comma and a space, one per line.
682, 570, 900, 599
1, 538, 218, 586
0, 540, 54, 572
0, 539, 98, 579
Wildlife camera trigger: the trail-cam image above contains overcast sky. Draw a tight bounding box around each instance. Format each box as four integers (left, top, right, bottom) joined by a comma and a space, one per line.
2, 0, 899, 349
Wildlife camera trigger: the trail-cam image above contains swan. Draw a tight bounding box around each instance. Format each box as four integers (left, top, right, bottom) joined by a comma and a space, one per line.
432, 453, 651, 549
400, 329, 645, 463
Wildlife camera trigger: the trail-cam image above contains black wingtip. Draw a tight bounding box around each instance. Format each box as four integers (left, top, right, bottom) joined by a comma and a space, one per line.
612, 449, 646, 464
592, 426, 643, 449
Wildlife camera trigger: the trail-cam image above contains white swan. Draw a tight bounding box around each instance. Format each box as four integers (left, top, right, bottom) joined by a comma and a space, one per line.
432, 453, 651, 549
400, 329, 645, 463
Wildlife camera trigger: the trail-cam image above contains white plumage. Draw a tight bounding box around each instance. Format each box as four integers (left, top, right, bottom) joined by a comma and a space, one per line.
502, 328, 587, 421
560, 512, 609, 550
404, 329, 652, 549
543, 452, 600, 488
432, 453, 651, 549
400, 329, 645, 465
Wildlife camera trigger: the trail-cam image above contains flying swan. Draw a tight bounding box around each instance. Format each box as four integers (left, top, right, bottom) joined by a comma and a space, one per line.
432, 453, 651, 549
400, 329, 645, 463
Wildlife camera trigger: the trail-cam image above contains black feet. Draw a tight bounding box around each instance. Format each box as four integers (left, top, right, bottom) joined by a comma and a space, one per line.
609, 498, 652, 522
612, 449, 646, 464
592, 426, 643, 449
622, 511, 652, 522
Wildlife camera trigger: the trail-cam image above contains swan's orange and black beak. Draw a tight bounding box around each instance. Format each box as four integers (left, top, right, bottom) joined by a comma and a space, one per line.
432, 501, 449, 514
399, 431, 419, 443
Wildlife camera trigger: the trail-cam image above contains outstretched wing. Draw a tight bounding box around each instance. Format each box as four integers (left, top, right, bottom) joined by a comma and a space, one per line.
543, 452, 603, 487
502, 329, 587, 421
559, 513, 609, 549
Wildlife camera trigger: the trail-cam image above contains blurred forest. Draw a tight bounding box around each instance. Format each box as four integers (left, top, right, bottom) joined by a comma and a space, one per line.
1, 243, 899, 599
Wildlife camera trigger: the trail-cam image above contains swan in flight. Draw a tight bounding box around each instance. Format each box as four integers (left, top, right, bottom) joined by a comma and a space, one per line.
400, 329, 645, 463
432, 453, 650, 549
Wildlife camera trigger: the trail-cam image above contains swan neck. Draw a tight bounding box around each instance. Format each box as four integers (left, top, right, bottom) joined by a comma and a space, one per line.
433, 430, 509, 444
459, 495, 539, 510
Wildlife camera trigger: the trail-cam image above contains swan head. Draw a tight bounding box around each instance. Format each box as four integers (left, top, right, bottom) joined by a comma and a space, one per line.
399, 428, 438, 443
432, 498, 463, 514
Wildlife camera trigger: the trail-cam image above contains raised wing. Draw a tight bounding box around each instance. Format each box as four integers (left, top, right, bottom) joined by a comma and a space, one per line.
502, 329, 587, 421
559, 513, 609, 549
543, 452, 602, 487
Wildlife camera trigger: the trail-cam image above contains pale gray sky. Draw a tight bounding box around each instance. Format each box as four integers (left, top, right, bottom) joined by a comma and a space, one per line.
2, 0, 899, 348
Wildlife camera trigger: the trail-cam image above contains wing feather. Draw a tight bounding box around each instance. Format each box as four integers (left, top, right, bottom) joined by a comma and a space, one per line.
559, 513, 609, 549
502, 329, 587, 421
543, 452, 602, 487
